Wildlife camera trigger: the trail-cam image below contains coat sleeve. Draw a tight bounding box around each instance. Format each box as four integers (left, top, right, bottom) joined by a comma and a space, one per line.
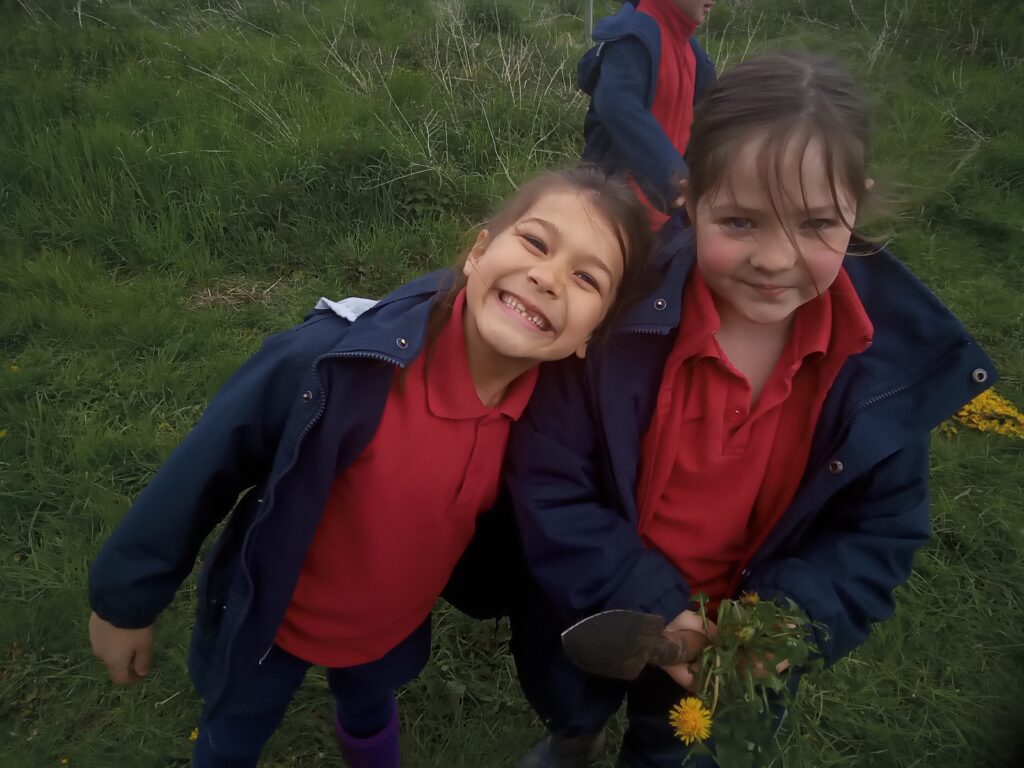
591, 37, 686, 210
745, 434, 932, 664
88, 322, 322, 629
505, 358, 689, 623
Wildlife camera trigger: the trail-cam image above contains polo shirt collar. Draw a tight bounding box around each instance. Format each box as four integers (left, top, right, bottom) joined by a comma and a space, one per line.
426, 290, 538, 421
679, 265, 874, 368
675, 266, 721, 361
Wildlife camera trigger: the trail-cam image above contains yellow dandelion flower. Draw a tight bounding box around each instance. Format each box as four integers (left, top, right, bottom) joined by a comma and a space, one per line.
952, 390, 1024, 440
740, 592, 760, 606
189, 727, 200, 741
0, 429, 7, 439
669, 696, 713, 745
60, 760, 69, 766
9, 364, 20, 373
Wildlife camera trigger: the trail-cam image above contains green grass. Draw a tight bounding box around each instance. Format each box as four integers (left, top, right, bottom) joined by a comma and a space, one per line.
1, 0, 1022, 766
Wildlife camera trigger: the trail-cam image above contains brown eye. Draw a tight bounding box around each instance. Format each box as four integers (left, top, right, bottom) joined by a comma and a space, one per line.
522, 234, 548, 253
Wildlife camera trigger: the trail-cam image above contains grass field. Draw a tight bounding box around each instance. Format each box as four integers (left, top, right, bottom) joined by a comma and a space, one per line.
1, 0, 1022, 766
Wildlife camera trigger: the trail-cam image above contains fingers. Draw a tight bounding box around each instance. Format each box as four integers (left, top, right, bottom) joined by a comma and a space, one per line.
88, 613, 154, 685
662, 661, 699, 692
744, 653, 791, 679
103, 650, 138, 685
133, 643, 153, 679
665, 610, 718, 640
665, 609, 704, 633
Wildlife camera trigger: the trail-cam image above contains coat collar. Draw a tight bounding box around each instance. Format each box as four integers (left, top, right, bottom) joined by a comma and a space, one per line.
319, 269, 453, 366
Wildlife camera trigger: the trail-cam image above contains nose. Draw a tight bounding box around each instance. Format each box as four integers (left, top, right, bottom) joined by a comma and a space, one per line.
750, 231, 800, 273
527, 259, 564, 298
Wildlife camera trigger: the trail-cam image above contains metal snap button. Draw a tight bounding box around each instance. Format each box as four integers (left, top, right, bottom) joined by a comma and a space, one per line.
396, 337, 409, 349
826, 460, 844, 475
301, 390, 313, 402
653, 298, 667, 311
971, 368, 988, 384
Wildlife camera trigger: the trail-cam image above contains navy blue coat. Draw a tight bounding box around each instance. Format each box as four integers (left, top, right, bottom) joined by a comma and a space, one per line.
579, 1, 716, 211
88, 271, 511, 715
506, 220, 997, 664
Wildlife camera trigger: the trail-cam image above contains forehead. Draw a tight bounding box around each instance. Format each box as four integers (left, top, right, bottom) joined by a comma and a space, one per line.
519, 188, 622, 251
710, 135, 851, 211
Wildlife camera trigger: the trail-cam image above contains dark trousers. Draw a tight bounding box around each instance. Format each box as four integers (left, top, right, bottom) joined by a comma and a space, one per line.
192, 620, 430, 768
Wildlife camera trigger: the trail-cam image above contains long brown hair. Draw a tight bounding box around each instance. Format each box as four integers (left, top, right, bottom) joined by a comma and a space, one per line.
685, 52, 874, 252
425, 165, 652, 349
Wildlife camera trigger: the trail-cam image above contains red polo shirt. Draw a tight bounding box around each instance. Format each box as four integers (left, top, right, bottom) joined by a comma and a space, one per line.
275, 291, 537, 667
636, 268, 873, 608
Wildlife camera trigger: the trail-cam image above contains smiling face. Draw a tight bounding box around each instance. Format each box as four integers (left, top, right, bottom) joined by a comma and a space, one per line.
673, 0, 715, 24
687, 133, 860, 329
462, 187, 625, 365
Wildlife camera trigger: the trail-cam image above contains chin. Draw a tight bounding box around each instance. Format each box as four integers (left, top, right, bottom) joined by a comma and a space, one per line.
740, 306, 799, 326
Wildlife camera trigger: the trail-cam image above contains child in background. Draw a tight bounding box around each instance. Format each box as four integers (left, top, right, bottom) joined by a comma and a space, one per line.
508, 53, 996, 767
579, 0, 717, 229
87, 167, 651, 768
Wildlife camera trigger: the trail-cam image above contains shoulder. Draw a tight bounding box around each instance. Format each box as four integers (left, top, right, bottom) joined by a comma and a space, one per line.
593, 3, 660, 49
843, 246, 967, 339
263, 269, 452, 369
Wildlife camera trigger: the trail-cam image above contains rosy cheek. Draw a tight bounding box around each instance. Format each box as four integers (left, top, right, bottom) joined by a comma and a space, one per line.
696, 236, 740, 279
806, 250, 845, 291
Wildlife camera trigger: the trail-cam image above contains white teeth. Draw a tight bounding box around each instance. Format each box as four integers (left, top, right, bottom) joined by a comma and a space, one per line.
500, 292, 549, 331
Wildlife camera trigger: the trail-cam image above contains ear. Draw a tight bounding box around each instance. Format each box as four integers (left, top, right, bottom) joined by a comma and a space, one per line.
864, 177, 876, 191
574, 338, 590, 359
463, 229, 489, 278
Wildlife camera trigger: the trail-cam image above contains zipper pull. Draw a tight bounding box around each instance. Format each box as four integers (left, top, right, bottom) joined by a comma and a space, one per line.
257, 643, 274, 665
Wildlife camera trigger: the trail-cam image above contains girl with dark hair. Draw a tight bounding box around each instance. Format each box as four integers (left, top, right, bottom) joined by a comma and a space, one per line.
86, 166, 652, 768
509, 52, 997, 767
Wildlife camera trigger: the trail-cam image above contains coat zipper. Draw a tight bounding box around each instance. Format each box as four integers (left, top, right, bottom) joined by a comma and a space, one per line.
585, 326, 672, 512
217, 349, 406, 685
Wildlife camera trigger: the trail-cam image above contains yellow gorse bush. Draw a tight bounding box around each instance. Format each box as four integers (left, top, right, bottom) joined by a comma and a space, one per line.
945, 390, 1024, 440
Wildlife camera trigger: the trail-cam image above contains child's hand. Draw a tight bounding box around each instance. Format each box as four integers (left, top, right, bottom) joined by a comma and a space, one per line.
743, 652, 791, 679
659, 609, 716, 691
88, 612, 155, 685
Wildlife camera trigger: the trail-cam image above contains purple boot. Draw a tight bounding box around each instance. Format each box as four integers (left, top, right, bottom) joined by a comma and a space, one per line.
334, 701, 400, 768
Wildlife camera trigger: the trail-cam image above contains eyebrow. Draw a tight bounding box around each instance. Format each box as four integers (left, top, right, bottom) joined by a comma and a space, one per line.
518, 217, 614, 280
709, 202, 843, 218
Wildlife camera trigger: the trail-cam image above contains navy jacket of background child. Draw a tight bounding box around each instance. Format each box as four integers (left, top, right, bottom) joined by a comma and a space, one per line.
579, 1, 716, 212
88, 271, 515, 719
506, 219, 997, 667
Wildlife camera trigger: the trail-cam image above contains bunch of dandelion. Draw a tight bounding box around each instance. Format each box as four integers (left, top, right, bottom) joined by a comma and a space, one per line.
943, 389, 1024, 440
671, 594, 820, 768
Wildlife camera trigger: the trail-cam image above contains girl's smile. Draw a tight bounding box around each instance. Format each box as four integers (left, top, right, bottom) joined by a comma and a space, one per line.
497, 290, 552, 333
